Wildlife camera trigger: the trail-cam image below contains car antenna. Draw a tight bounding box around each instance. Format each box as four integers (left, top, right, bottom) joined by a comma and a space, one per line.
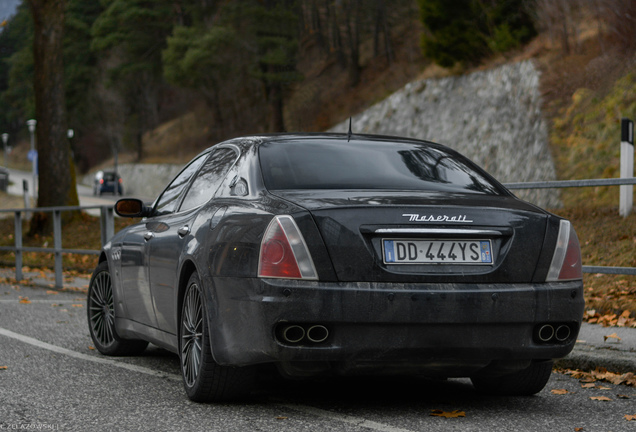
347, 117, 353, 142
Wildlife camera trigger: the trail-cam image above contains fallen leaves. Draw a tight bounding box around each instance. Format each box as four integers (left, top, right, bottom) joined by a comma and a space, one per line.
603, 332, 622, 343
551, 389, 570, 395
561, 368, 636, 387
18, 296, 31, 304
590, 396, 612, 401
584, 309, 636, 328
430, 410, 465, 418
0, 366, 7, 370
625, 415, 636, 421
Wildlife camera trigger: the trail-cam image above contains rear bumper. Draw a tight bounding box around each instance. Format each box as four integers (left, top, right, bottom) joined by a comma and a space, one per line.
203, 276, 584, 375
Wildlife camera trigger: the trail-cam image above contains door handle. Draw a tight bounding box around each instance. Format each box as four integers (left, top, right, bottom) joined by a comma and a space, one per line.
178, 226, 190, 237
144, 232, 155, 241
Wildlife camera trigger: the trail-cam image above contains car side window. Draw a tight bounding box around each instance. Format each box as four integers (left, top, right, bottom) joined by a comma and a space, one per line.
179, 148, 238, 212
154, 153, 208, 215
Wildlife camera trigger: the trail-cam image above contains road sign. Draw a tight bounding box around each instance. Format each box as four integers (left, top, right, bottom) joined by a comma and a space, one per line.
27, 149, 37, 162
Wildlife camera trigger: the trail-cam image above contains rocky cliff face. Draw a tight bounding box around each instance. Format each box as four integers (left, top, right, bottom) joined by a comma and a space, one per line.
330, 60, 560, 209
104, 60, 560, 208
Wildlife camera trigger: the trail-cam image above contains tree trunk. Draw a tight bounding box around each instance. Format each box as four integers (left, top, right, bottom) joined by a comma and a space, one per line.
28, 0, 79, 235
344, 0, 361, 87
268, 84, 285, 132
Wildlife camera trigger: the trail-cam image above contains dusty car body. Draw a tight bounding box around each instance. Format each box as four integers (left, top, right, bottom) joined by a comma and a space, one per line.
87, 133, 584, 402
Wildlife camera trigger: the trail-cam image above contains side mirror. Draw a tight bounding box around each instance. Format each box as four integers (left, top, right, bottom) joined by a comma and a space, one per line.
115, 198, 152, 218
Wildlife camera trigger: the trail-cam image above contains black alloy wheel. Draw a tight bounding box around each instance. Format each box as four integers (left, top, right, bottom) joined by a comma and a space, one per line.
181, 276, 204, 388
179, 272, 255, 402
87, 261, 148, 356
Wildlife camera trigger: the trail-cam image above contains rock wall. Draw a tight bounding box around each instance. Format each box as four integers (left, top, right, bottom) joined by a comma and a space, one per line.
88, 61, 559, 208
330, 60, 560, 208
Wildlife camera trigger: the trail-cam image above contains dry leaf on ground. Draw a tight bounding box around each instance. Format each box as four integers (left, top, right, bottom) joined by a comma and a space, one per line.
560, 368, 636, 387
551, 389, 569, 395
590, 396, 612, 401
430, 410, 466, 418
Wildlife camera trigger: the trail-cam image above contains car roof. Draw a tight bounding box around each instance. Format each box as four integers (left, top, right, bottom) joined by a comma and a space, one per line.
201, 133, 450, 156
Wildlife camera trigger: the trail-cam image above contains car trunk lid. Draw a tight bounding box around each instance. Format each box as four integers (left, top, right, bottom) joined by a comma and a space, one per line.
271, 190, 548, 284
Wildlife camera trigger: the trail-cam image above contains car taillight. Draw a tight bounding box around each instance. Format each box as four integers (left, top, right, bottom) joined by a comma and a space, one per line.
258, 215, 318, 280
99, 179, 104, 184
546, 220, 583, 281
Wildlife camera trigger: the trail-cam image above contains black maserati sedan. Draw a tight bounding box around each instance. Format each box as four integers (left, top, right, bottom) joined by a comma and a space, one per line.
87, 133, 584, 402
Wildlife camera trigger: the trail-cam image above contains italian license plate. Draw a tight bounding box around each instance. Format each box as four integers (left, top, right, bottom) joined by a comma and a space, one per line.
383, 239, 492, 264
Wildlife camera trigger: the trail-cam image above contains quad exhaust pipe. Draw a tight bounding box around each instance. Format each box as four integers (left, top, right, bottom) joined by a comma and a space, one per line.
282, 325, 305, 343
535, 323, 573, 344
307, 325, 329, 343
278, 323, 330, 345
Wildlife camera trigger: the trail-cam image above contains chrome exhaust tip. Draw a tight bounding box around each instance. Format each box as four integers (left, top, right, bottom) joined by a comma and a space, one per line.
282, 325, 305, 343
555, 325, 571, 342
306, 325, 329, 343
538, 324, 555, 342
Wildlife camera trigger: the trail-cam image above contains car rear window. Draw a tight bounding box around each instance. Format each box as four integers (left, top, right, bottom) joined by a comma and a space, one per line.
259, 139, 504, 195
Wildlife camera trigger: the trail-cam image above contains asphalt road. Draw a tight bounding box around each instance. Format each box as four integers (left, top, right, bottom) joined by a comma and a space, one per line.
4, 168, 119, 207
1, 283, 635, 432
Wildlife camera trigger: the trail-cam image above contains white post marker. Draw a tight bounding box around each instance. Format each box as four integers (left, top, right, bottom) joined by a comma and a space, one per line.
620, 118, 634, 217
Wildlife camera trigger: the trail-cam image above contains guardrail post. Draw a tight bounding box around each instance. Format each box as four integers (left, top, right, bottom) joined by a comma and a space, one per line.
100, 206, 114, 247
620, 118, 634, 217
13, 211, 22, 281
53, 209, 63, 288
22, 180, 30, 219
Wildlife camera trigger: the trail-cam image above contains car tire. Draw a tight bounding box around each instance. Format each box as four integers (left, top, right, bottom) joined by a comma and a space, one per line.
470, 361, 553, 396
180, 272, 255, 402
87, 261, 148, 356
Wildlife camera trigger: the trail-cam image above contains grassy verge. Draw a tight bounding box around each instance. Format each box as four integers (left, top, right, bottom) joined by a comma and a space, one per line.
0, 201, 137, 274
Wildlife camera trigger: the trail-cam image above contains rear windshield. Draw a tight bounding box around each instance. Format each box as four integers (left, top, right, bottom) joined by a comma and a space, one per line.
259, 139, 504, 195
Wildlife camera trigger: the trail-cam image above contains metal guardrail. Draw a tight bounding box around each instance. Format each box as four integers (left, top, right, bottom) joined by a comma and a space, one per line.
0, 205, 114, 288
503, 177, 636, 189
0, 177, 634, 288
504, 176, 636, 276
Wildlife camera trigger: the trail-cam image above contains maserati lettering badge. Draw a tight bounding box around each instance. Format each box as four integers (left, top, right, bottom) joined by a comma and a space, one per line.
402, 214, 474, 223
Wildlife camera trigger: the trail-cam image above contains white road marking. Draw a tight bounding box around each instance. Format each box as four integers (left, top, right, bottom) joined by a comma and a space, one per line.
0, 326, 180, 381
279, 404, 416, 432
0, 326, 417, 432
